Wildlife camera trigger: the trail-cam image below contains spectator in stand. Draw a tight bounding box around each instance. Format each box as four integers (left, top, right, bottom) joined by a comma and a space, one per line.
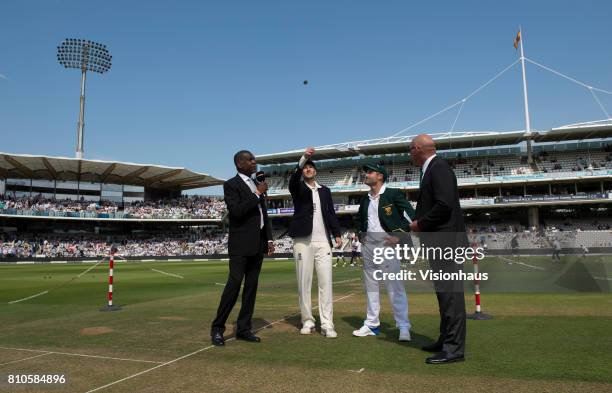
0, 195, 226, 220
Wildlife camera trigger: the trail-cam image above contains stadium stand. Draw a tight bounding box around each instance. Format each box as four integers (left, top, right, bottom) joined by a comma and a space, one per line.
2, 123, 612, 260
0, 195, 226, 220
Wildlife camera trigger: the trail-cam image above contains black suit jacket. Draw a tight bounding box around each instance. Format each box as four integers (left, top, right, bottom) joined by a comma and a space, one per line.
415, 156, 467, 236
224, 174, 273, 256
287, 165, 341, 247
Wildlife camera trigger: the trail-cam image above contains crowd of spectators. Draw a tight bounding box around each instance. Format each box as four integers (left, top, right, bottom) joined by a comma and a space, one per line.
0, 231, 229, 259
0, 195, 226, 220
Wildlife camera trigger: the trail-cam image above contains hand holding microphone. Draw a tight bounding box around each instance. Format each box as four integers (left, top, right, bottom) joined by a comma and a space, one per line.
255, 171, 268, 196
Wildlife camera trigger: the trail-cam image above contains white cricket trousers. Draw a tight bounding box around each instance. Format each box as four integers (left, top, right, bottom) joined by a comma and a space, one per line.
361, 247, 411, 330
293, 239, 334, 330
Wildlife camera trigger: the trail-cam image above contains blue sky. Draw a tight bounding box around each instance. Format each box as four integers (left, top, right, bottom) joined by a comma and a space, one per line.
1, 0, 611, 194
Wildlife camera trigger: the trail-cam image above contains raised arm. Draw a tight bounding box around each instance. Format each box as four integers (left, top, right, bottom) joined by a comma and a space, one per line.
289, 147, 315, 198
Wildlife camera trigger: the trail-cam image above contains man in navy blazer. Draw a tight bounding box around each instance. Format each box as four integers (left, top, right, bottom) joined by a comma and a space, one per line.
288, 147, 342, 338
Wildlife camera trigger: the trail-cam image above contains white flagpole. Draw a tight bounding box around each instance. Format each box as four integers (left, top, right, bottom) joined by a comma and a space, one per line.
518, 26, 533, 163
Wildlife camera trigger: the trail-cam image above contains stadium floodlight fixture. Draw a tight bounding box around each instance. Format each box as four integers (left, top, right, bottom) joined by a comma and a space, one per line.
57, 38, 112, 159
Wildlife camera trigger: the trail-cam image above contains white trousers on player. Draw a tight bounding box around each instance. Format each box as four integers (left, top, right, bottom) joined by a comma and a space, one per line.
361, 239, 411, 330
293, 239, 334, 330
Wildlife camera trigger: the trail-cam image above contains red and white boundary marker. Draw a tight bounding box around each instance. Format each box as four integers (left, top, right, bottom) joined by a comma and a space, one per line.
467, 242, 491, 320
100, 247, 121, 312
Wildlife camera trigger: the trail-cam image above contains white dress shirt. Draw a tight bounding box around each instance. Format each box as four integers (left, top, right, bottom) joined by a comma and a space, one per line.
367, 184, 386, 233
421, 154, 437, 180
238, 172, 264, 229
298, 154, 328, 243
305, 181, 328, 242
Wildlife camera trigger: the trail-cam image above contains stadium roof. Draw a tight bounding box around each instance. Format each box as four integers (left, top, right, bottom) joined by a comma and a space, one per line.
0, 152, 224, 190
533, 119, 612, 142
257, 119, 612, 165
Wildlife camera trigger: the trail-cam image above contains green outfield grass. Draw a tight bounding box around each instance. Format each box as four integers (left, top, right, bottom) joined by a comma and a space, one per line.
0, 257, 611, 392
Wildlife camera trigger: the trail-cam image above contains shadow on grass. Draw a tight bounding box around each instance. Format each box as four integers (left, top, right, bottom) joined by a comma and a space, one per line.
341, 315, 435, 349
224, 315, 303, 337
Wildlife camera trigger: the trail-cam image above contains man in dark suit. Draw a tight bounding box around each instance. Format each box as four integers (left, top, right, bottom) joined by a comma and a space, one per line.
210, 150, 274, 346
288, 147, 342, 338
409, 134, 467, 364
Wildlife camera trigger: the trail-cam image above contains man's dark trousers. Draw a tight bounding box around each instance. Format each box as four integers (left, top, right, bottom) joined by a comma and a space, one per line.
211, 235, 266, 336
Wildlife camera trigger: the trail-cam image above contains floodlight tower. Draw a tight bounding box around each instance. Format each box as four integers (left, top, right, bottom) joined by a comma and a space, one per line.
57, 39, 112, 159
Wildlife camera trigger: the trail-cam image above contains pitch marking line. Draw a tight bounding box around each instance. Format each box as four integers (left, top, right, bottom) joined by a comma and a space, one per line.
497, 255, 546, 271
0, 347, 163, 365
332, 278, 361, 284
6, 257, 107, 304
7, 291, 49, 304
77, 258, 107, 278
151, 268, 184, 279
515, 261, 546, 271
0, 352, 53, 366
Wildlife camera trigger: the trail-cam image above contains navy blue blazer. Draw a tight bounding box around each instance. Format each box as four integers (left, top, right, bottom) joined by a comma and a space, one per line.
287, 166, 341, 247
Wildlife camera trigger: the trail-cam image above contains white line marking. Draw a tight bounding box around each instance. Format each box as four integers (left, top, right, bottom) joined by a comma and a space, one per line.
0, 352, 53, 366
348, 367, 365, 373
594, 276, 612, 281
7, 257, 107, 304
332, 278, 361, 284
7, 291, 49, 304
78, 258, 106, 278
214, 282, 226, 286
515, 261, 546, 271
151, 268, 184, 279
497, 255, 514, 264
85, 292, 354, 392
497, 256, 546, 270
0, 346, 163, 364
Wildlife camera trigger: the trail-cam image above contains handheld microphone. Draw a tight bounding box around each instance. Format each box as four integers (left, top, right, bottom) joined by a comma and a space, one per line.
255, 171, 267, 197
255, 171, 266, 183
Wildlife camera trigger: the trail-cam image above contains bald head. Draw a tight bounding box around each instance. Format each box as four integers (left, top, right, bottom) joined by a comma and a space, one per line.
409, 134, 436, 166
413, 134, 436, 151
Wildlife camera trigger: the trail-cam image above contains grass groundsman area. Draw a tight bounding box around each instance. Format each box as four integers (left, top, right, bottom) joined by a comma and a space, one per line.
1, 257, 611, 392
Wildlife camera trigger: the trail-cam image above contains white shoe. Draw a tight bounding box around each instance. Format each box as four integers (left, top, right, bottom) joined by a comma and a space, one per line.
321, 328, 338, 338
300, 324, 315, 335
352, 325, 380, 337
399, 328, 411, 342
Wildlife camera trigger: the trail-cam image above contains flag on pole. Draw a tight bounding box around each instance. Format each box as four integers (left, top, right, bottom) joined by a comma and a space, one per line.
513, 30, 521, 50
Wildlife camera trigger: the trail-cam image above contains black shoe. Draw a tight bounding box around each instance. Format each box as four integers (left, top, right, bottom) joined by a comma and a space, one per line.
236, 332, 261, 343
421, 342, 443, 352
425, 352, 464, 364
211, 332, 225, 346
